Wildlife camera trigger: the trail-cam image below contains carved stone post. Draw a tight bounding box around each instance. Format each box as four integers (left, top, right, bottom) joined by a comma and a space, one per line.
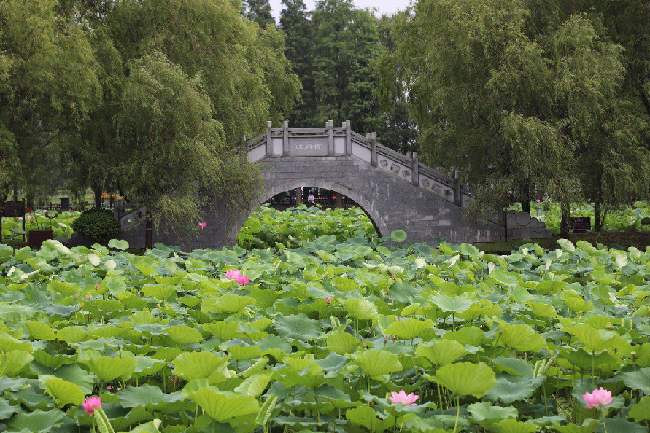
327, 120, 334, 156
265, 121, 272, 157
367, 132, 378, 167
411, 152, 419, 186
345, 120, 352, 155
282, 120, 289, 156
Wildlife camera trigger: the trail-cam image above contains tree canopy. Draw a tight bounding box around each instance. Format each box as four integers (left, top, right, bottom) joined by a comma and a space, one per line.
0, 0, 298, 232
387, 0, 650, 232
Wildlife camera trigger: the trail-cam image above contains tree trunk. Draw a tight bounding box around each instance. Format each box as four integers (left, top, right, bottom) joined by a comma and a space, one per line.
560, 201, 571, 237
93, 187, 102, 209
521, 200, 531, 214
145, 211, 153, 250
594, 200, 602, 232
503, 210, 509, 241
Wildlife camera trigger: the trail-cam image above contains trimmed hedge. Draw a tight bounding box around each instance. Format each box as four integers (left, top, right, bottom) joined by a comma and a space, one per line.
71, 209, 120, 245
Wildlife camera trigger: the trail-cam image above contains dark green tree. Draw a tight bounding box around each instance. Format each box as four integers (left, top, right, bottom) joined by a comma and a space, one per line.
373, 14, 418, 153
390, 0, 647, 235
244, 0, 275, 28
116, 52, 255, 240
109, 0, 299, 143
310, 0, 381, 133
0, 0, 101, 203
280, 0, 315, 126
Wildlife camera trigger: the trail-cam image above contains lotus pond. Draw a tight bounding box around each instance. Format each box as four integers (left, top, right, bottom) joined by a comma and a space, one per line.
1, 211, 79, 243
1, 235, 650, 433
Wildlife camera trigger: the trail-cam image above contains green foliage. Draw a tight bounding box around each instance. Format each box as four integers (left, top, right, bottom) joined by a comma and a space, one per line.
388, 0, 650, 220
71, 209, 120, 245
238, 205, 377, 249
1, 215, 650, 431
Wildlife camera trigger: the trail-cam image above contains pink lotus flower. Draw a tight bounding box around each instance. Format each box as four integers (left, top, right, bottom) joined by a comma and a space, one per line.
225, 269, 250, 286
198, 221, 208, 230
582, 387, 613, 409
389, 390, 419, 406
324, 296, 334, 304
82, 396, 102, 415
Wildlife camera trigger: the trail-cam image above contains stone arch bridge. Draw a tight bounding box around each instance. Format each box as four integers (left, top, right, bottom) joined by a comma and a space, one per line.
122, 122, 548, 249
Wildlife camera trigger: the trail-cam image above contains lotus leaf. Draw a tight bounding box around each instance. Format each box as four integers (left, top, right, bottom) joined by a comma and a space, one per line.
190, 388, 259, 422
41, 376, 84, 407
416, 340, 467, 365
434, 362, 496, 397
355, 349, 403, 377
172, 352, 228, 381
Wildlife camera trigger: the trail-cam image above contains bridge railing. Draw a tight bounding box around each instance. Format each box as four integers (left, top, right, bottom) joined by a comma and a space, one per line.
247, 121, 471, 207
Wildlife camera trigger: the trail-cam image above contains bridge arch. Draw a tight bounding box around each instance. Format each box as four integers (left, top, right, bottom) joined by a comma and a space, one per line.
234, 180, 386, 240
121, 123, 550, 249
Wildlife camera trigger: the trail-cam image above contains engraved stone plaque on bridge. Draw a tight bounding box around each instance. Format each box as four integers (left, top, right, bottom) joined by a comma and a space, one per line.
288, 137, 329, 156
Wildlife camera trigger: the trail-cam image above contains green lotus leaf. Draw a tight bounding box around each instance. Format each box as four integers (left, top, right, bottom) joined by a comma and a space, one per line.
636, 343, 650, 367
234, 374, 272, 397
390, 230, 407, 243
274, 314, 321, 341
0, 398, 18, 420
398, 413, 449, 433
629, 396, 650, 421
88, 354, 136, 382
486, 377, 544, 404
601, 418, 647, 433
201, 321, 243, 340
493, 357, 534, 377
444, 326, 485, 346
557, 239, 575, 252
416, 340, 466, 365
119, 385, 179, 408
129, 419, 162, 433
527, 301, 557, 319
468, 402, 518, 422
346, 405, 393, 432
142, 284, 177, 300
326, 330, 360, 354
190, 388, 259, 422
56, 326, 87, 343
25, 321, 56, 341
355, 349, 402, 377
332, 276, 357, 291
201, 294, 256, 314
491, 269, 519, 287
499, 323, 546, 352
33, 350, 74, 369
173, 352, 228, 381
167, 325, 203, 344
552, 420, 599, 433
54, 364, 95, 394
431, 294, 473, 313
343, 298, 379, 320
134, 356, 165, 377
434, 362, 496, 398
384, 318, 435, 340
0, 333, 32, 352
564, 323, 615, 353
108, 239, 129, 250
1, 350, 33, 376
621, 368, 650, 393
489, 418, 540, 433
9, 409, 66, 432
41, 376, 84, 407
228, 345, 264, 360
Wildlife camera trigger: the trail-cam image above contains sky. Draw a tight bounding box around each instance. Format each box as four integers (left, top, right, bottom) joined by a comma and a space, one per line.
269, 0, 411, 18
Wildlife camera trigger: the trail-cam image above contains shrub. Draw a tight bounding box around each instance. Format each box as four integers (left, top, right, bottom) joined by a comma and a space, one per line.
72, 209, 120, 245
